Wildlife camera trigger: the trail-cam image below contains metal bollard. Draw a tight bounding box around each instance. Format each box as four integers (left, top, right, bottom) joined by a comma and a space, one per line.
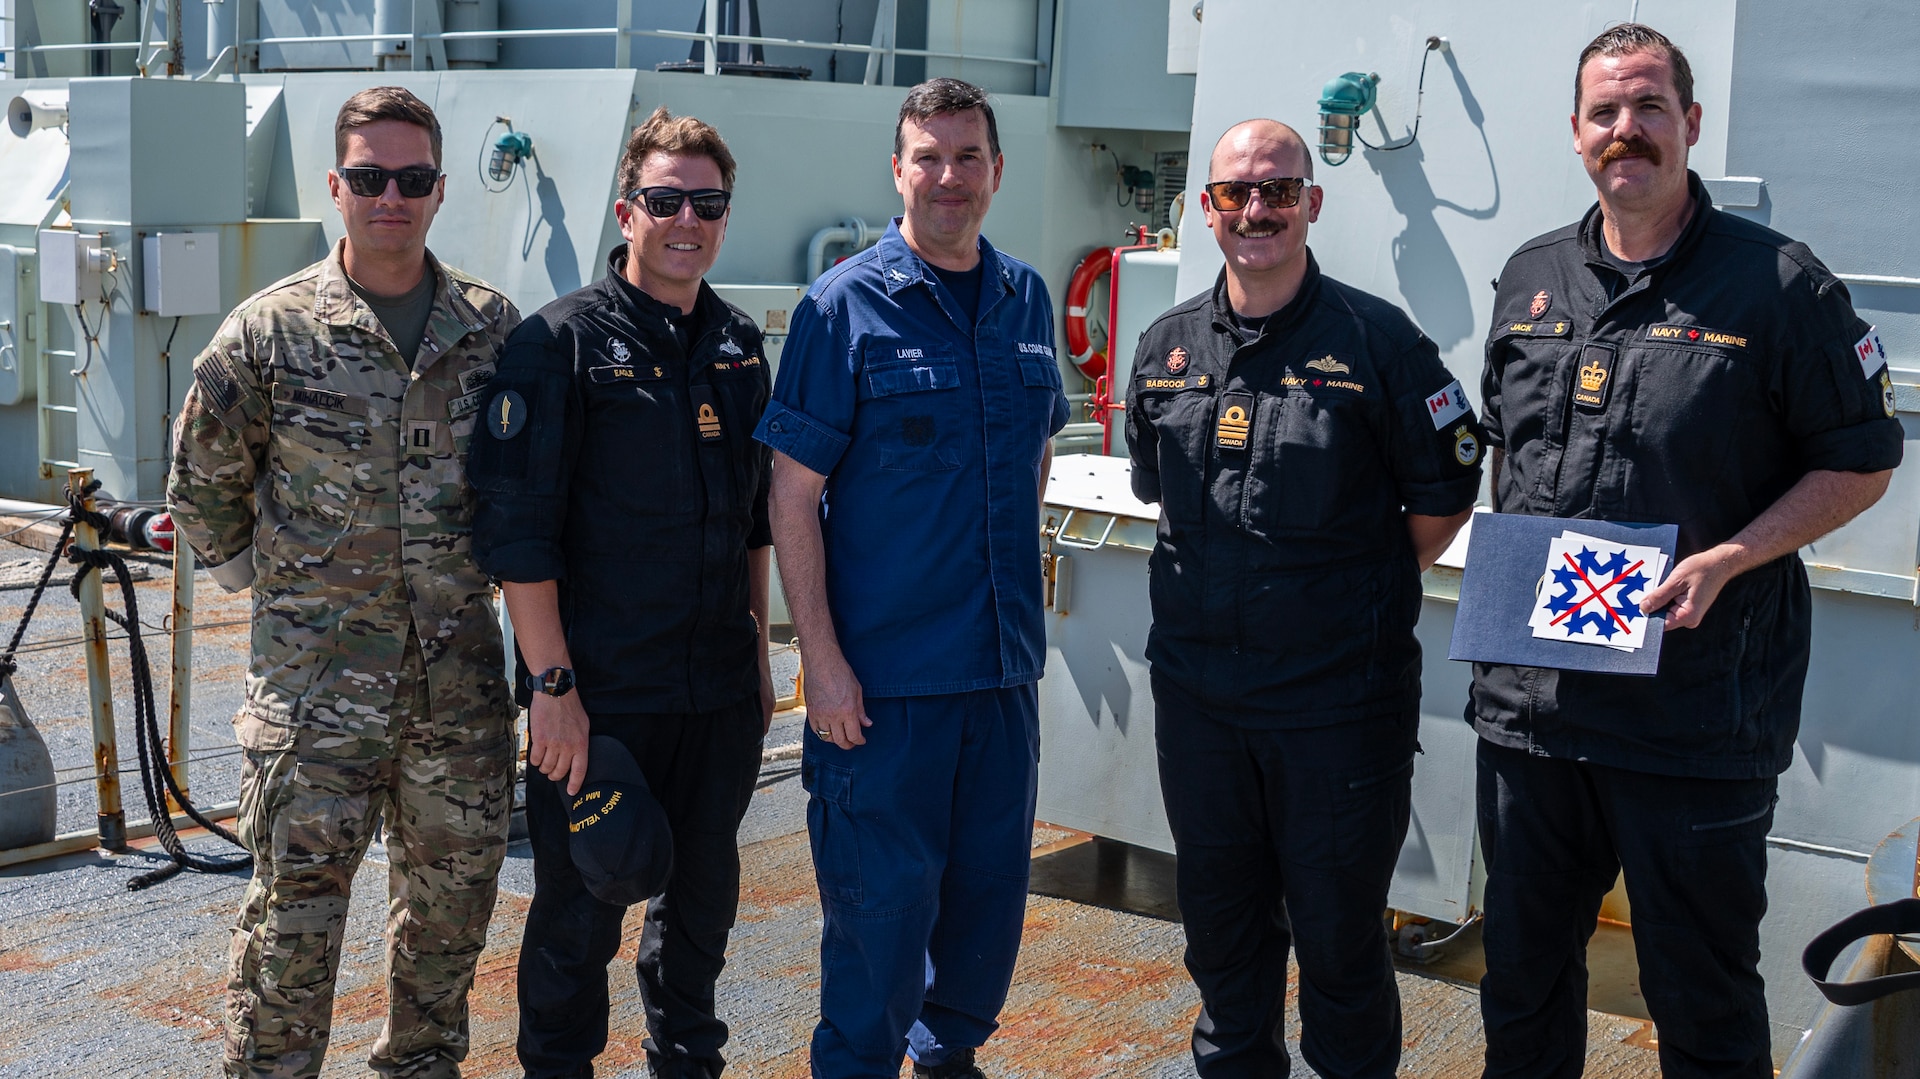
68, 468, 126, 850
167, 546, 194, 810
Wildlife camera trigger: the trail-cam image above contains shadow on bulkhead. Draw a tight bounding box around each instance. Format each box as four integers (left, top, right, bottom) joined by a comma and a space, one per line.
525, 154, 582, 296
1361, 45, 1499, 353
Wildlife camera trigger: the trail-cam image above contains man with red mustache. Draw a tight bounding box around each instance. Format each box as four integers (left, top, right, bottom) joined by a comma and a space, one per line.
1473, 25, 1901, 1078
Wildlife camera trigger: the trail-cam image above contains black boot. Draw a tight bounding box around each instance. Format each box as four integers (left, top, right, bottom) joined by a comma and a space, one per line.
912, 1047, 987, 1078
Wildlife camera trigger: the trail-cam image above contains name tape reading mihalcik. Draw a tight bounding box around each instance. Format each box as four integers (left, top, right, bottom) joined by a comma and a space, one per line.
1425, 380, 1470, 429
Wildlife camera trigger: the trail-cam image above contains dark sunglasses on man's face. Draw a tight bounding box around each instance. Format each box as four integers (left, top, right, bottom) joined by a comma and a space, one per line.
336, 166, 442, 199
1204, 177, 1313, 212
629, 186, 732, 221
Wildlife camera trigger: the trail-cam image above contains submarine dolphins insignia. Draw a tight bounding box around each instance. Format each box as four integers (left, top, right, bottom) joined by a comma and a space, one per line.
489, 389, 528, 440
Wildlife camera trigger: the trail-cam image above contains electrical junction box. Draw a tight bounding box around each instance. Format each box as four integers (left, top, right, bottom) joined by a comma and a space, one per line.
37, 229, 105, 306
142, 233, 223, 316
0, 245, 32, 407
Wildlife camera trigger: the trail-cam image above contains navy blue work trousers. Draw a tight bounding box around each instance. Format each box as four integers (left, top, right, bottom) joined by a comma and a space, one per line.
516, 698, 765, 1079
802, 684, 1040, 1079
1476, 739, 1777, 1079
1152, 672, 1417, 1079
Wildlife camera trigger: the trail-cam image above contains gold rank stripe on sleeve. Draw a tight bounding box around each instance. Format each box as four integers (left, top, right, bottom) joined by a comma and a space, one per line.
1503, 320, 1573, 338
1646, 323, 1750, 349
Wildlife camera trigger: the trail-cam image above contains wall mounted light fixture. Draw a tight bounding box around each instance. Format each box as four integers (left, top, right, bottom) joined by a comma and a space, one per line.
1317, 36, 1448, 166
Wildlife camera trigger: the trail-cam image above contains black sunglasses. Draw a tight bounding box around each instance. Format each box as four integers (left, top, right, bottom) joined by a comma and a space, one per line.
1204, 177, 1313, 211
336, 166, 442, 199
629, 186, 732, 221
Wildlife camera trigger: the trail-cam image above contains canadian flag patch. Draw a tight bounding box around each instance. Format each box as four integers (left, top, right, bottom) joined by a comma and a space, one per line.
1426, 379, 1470, 429
1855, 326, 1888, 379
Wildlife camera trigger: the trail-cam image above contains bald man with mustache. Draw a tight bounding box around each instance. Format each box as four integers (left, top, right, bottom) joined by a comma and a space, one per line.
1125, 119, 1483, 1078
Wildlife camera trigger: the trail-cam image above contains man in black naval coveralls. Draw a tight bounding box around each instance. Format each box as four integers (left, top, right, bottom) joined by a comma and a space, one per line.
1473, 25, 1902, 1079
1127, 119, 1484, 1079
468, 108, 775, 1079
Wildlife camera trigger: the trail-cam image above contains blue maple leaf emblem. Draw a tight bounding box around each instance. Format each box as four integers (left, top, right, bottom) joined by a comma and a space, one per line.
1544, 547, 1649, 639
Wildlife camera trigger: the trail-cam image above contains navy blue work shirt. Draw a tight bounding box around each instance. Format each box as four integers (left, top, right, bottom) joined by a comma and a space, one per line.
754, 219, 1069, 697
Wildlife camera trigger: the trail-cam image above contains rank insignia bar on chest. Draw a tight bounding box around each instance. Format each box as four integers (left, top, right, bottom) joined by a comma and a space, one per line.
1215, 392, 1253, 451
407, 420, 439, 456
690, 385, 723, 441
1574, 345, 1616, 411
488, 389, 527, 439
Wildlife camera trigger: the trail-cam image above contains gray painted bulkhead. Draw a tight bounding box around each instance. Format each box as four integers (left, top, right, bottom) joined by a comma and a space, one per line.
0, 0, 1188, 502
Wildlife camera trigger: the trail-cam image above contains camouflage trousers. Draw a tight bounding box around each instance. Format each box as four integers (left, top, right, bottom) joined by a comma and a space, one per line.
224, 633, 513, 1079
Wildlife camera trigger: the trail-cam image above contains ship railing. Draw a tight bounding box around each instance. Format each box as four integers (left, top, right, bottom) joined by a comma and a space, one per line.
7, 0, 1052, 92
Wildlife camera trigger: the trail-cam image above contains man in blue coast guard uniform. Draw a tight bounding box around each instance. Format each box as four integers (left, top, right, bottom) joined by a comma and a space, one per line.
755, 78, 1069, 1079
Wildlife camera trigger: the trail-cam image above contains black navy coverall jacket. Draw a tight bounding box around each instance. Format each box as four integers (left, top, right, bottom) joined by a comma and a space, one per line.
467, 247, 773, 715
1473, 173, 1904, 778
1127, 255, 1486, 725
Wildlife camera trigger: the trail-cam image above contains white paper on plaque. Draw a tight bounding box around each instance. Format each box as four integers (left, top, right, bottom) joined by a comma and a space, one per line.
1528, 531, 1667, 651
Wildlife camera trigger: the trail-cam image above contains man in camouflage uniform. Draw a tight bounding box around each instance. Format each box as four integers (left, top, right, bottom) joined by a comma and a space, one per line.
168, 87, 520, 1079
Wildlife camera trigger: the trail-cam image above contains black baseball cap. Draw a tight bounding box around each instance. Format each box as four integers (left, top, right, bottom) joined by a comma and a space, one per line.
567, 735, 673, 906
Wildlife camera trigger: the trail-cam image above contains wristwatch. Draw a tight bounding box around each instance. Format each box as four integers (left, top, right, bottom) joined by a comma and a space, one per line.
526, 665, 576, 697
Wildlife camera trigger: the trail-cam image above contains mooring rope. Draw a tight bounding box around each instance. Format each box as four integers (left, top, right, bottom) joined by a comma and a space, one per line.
2, 480, 251, 889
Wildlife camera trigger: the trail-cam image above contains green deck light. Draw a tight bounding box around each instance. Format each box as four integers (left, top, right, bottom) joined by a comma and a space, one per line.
1317, 71, 1379, 167
1315, 37, 1448, 167
489, 131, 534, 183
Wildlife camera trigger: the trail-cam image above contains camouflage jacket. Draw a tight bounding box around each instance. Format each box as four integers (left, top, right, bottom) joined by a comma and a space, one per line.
168, 240, 521, 749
